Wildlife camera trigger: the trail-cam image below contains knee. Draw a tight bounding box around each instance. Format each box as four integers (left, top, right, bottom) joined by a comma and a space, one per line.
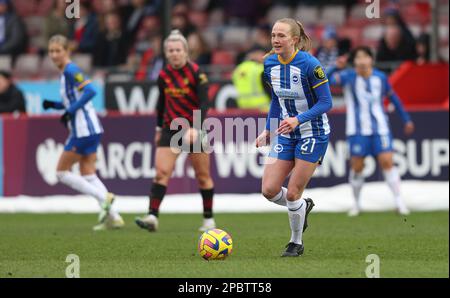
286, 189, 301, 202
195, 172, 212, 188
261, 185, 280, 200
155, 168, 171, 183
352, 162, 364, 173
379, 159, 393, 170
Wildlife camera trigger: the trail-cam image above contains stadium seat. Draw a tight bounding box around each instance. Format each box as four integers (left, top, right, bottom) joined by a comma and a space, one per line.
211, 50, 235, 66
208, 8, 225, 28
293, 6, 320, 26
202, 28, 219, 49
267, 5, 292, 25
320, 5, 346, 26
349, 3, 368, 19
23, 16, 47, 51
337, 26, 363, 47
13, 54, 41, 79
40, 56, 60, 79
189, 11, 209, 29
363, 24, 384, 42
222, 27, 250, 49
72, 54, 93, 74
0, 55, 12, 72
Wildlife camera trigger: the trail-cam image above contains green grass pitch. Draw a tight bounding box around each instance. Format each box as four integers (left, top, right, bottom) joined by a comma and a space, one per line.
0, 212, 448, 278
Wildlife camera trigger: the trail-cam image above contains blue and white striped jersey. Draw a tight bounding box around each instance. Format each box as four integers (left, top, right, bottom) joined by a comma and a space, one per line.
264, 50, 332, 139
329, 68, 410, 137
60, 62, 103, 138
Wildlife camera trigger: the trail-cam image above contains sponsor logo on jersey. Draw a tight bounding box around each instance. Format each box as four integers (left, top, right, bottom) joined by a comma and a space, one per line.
313, 66, 326, 80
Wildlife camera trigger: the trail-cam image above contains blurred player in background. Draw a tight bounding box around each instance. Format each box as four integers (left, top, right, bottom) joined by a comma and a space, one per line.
328, 46, 415, 216
256, 18, 333, 257
42, 35, 124, 231
135, 30, 215, 233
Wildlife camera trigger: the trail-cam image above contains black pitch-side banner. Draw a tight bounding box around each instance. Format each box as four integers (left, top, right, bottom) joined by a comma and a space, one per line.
105, 80, 239, 113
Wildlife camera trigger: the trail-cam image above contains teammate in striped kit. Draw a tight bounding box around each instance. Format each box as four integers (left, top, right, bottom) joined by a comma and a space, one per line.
42, 35, 124, 230
256, 18, 333, 257
328, 46, 415, 216
135, 30, 215, 232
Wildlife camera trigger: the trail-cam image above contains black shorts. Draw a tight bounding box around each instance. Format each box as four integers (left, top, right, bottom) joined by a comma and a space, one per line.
158, 128, 209, 153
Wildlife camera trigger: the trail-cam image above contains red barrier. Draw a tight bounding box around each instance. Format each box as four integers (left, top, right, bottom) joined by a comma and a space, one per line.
389, 62, 449, 109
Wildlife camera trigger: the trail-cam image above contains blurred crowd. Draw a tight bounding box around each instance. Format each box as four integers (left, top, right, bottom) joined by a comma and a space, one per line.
0, 0, 448, 113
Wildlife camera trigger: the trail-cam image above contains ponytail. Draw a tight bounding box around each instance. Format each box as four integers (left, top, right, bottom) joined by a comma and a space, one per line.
295, 21, 312, 52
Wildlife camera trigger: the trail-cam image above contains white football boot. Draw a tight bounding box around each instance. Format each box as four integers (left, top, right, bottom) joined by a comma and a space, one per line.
348, 204, 361, 217
135, 214, 159, 232
93, 215, 125, 231
199, 218, 216, 232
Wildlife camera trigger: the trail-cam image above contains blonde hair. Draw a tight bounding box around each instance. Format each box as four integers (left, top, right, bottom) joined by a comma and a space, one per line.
49, 34, 70, 50
163, 29, 189, 52
264, 18, 312, 59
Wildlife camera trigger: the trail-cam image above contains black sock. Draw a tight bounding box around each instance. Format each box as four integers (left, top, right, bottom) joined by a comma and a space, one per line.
200, 188, 214, 219
149, 183, 167, 217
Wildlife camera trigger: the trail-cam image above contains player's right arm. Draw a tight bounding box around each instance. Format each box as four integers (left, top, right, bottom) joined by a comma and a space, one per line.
42, 99, 65, 110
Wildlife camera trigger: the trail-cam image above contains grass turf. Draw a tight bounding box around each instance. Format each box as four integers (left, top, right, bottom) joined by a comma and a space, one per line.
0, 212, 448, 278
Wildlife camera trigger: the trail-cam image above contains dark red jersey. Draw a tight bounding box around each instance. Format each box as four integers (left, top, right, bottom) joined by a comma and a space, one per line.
157, 62, 209, 129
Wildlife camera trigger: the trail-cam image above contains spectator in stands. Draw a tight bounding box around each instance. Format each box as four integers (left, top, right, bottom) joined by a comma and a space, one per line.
69, 0, 99, 55
122, 0, 160, 47
95, 0, 119, 32
377, 9, 417, 63
416, 33, 430, 65
187, 31, 211, 66
384, 7, 416, 47
133, 12, 161, 54
11, 0, 53, 16
377, 24, 417, 63
171, 9, 196, 37
0, 0, 27, 58
135, 35, 164, 81
253, 24, 272, 51
315, 26, 339, 71
0, 70, 26, 114
236, 23, 272, 65
232, 46, 270, 111
224, 0, 268, 26
43, 0, 71, 44
94, 11, 129, 68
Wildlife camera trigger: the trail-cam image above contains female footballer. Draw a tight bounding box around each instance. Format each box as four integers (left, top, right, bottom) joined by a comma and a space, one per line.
135, 30, 215, 232
256, 18, 333, 257
328, 46, 414, 216
42, 35, 124, 231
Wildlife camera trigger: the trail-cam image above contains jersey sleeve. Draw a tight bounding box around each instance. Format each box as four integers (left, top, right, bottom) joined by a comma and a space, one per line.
295, 57, 333, 124
307, 56, 329, 90
383, 74, 411, 123
263, 60, 272, 88
64, 64, 92, 91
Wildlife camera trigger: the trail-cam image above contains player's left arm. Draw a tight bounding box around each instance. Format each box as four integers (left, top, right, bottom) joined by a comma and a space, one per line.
296, 59, 333, 124
65, 65, 97, 115
385, 77, 414, 135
